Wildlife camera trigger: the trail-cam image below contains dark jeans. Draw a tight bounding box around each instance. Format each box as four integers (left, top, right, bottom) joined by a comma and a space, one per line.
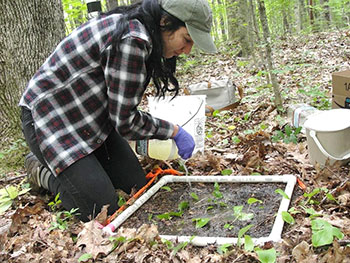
21, 107, 146, 222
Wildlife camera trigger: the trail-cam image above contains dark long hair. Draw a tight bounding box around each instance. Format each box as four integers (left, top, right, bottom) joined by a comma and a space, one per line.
104, 0, 185, 97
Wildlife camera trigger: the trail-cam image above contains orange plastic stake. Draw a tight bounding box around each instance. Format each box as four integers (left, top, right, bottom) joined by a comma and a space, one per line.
105, 167, 182, 225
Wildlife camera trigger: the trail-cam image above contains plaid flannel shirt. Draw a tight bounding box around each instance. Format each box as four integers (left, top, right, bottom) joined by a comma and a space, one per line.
19, 14, 174, 176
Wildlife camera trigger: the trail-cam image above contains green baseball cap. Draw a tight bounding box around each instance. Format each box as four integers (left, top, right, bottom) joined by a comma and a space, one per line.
159, 0, 217, 53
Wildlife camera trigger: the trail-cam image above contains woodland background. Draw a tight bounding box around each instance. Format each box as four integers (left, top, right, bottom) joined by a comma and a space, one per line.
1, 0, 350, 262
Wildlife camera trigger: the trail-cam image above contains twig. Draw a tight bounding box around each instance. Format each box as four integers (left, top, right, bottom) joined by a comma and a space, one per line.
0, 173, 26, 183
320, 178, 349, 205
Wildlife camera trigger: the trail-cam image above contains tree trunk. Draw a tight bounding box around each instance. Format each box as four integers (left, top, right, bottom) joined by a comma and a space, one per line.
320, 0, 330, 29
217, 0, 227, 41
256, 0, 282, 108
296, 0, 306, 32
226, 0, 237, 40
236, 0, 251, 57
0, 0, 65, 143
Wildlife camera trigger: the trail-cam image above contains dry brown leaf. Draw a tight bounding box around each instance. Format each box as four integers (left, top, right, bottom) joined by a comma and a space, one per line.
76, 220, 114, 259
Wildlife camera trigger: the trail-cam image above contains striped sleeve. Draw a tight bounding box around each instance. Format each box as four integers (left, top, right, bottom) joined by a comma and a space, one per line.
103, 36, 174, 140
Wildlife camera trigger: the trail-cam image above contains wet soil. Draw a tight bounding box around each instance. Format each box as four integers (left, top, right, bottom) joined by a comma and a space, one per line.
121, 182, 286, 238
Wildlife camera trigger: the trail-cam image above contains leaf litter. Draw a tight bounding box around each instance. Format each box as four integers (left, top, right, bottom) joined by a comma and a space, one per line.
1, 29, 350, 262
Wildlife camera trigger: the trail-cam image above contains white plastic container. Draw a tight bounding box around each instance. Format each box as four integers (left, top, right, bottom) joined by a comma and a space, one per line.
129, 139, 179, 161
304, 109, 350, 166
287, 103, 319, 130
148, 95, 206, 155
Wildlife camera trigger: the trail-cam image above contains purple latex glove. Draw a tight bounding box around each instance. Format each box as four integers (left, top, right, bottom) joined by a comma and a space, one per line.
173, 126, 195, 159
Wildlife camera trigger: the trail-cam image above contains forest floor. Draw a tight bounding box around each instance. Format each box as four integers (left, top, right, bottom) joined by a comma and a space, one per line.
1, 29, 350, 262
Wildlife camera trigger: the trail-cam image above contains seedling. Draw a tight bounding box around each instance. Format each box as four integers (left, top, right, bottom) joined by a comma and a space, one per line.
213, 182, 223, 199
78, 253, 93, 262
217, 243, 232, 254
190, 192, 199, 201
192, 217, 210, 228
118, 195, 126, 207
281, 211, 295, 224
49, 207, 79, 231
48, 193, 62, 212
311, 219, 344, 247
0, 182, 31, 214
233, 205, 254, 221
161, 186, 172, 192
271, 125, 301, 144
221, 169, 233, 175
255, 247, 277, 263
157, 201, 189, 220
275, 189, 290, 199
237, 224, 254, 247
247, 197, 263, 211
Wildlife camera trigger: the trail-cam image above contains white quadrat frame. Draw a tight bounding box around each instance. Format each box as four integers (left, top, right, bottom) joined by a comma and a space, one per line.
104, 175, 297, 246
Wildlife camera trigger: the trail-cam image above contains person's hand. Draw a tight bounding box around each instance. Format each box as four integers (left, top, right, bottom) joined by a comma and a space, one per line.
173, 126, 195, 159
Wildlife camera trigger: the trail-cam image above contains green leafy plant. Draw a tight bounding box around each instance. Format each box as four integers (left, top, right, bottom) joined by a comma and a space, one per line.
255, 248, 277, 263
247, 197, 263, 211
213, 182, 223, 199
78, 253, 93, 262
233, 205, 254, 221
281, 211, 295, 224
161, 186, 172, 192
49, 208, 79, 231
311, 219, 344, 247
48, 193, 62, 212
0, 138, 28, 174
157, 201, 189, 220
118, 195, 126, 207
237, 224, 254, 247
190, 192, 199, 201
221, 169, 233, 175
0, 183, 31, 214
192, 217, 210, 228
271, 125, 302, 144
275, 189, 290, 200
217, 243, 232, 254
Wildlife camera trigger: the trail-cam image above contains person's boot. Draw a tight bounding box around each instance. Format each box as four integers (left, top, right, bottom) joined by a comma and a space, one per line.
25, 152, 51, 193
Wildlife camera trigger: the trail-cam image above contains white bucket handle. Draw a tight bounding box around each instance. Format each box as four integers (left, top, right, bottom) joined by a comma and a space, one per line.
309, 130, 350, 161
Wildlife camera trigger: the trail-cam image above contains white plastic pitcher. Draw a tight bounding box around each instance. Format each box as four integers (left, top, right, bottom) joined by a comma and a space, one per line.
148, 95, 206, 155
304, 109, 350, 166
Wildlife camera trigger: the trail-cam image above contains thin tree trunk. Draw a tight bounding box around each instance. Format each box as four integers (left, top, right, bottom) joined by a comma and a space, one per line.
256, 0, 282, 108
0, 0, 65, 141
217, 0, 227, 41
320, 0, 330, 29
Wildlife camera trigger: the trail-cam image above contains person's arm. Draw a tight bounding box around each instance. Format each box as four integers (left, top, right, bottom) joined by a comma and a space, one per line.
102, 36, 174, 140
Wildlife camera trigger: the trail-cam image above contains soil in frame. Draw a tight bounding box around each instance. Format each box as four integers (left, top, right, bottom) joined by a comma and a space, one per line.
121, 181, 285, 238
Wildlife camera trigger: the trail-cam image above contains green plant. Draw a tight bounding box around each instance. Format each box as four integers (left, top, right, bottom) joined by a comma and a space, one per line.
49, 208, 79, 231
255, 248, 277, 263
271, 125, 302, 144
233, 205, 254, 221
118, 195, 126, 207
275, 189, 290, 200
192, 217, 210, 228
156, 201, 189, 220
221, 169, 233, 175
237, 224, 254, 247
78, 253, 93, 262
0, 138, 28, 174
213, 182, 223, 199
217, 243, 232, 254
48, 193, 62, 212
311, 219, 344, 247
0, 182, 31, 214
281, 211, 295, 224
190, 192, 199, 201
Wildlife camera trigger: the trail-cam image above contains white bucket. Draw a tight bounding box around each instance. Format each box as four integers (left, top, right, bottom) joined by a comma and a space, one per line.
148, 95, 206, 154
304, 109, 350, 166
